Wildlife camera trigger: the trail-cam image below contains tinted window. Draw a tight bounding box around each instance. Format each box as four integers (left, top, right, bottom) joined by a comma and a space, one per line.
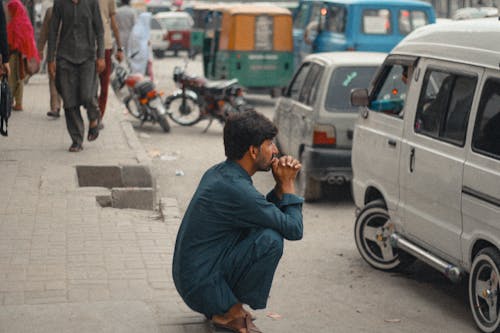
325, 66, 378, 111
415, 69, 477, 146
299, 63, 323, 106
362, 9, 391, 34
472, 78, 500, 159
289, 62, 311, 101
370, 64, 409, 116
399, 10, 428, 35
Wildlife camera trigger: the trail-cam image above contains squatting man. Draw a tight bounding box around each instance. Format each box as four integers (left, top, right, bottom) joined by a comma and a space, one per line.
172, 110, 304, 333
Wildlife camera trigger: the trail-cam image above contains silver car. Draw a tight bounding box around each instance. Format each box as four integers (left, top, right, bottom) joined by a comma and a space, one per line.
273, 51, 386, 201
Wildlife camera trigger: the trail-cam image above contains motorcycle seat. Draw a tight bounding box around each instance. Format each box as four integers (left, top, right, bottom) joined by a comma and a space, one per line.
204, 79, 239, 90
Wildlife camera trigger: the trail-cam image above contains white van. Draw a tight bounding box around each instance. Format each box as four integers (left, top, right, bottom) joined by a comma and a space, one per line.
350, 18, 500, 333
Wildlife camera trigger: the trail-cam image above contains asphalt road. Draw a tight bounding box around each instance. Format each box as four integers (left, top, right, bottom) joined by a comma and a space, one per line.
130, 54, 478, 333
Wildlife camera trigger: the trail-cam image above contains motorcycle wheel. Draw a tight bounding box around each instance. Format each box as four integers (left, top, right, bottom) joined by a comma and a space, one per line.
167, 94, 202, 126
157, 114, 171, 133
124, 95, 142, 119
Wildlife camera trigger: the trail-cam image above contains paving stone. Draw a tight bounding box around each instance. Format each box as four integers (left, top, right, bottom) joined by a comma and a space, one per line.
0, 76, 198, 331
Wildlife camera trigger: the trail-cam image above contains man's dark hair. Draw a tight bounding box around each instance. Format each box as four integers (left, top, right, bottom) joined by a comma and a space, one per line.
223, 109, 278, 160
121, 0, 131, 6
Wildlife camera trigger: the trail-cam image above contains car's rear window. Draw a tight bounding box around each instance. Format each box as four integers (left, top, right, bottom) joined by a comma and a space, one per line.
325, 66, 378, 112
151, 18, 163, 30
158, 17, 192, 30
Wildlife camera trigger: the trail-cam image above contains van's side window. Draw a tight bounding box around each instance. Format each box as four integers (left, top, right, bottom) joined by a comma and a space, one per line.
289, 62, 311, 101
414, 69, 477, 146
362, 9, 391, 34
398, 10, 429, 35
369, 64, 409, 117
472, 78, 500, 159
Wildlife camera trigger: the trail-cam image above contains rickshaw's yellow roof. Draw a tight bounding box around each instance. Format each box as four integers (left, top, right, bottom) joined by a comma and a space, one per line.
221, 4, 292, 16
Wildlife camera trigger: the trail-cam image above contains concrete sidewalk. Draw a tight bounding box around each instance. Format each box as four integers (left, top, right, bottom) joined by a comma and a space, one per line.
0, 74, 211, 332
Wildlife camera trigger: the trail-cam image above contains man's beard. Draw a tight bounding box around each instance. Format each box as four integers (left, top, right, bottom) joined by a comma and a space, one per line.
256, 155, 276, 172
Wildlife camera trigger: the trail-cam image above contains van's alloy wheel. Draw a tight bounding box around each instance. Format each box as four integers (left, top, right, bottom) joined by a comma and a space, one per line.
354, 200, 413, 271
469, 247, 500, 333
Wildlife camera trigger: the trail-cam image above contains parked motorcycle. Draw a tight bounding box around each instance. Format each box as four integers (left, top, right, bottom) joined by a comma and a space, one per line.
110, 61, 171, 132
164, 64, 250, 132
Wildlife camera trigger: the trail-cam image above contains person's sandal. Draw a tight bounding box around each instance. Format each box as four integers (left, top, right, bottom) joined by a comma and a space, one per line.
212, 314, 262, 333
68, 143, 83, 152
87, 119, 100, 141
47, 110, 60, 118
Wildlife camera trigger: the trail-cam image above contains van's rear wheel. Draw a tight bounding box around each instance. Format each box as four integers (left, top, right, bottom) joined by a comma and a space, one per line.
469, 247, 500, 333
354, 200, 414, 271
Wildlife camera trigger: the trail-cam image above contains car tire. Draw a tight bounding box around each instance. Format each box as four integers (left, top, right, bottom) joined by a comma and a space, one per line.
124, 95, 142, 119
153, 50, 165, 58
295, 158, 322, 202
354, 200, 414, 271
469, 247, 500, 333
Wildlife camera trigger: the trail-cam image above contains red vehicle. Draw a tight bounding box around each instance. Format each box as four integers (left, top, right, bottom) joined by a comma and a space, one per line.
154, 12, 193, 56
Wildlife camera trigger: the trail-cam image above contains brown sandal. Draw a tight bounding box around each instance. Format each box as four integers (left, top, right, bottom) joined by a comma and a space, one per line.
212, 314, 262, 333
68, 143, 83, 152
87, 119, 99, 141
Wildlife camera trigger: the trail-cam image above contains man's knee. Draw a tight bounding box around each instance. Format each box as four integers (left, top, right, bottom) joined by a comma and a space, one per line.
255, 229, 283, 258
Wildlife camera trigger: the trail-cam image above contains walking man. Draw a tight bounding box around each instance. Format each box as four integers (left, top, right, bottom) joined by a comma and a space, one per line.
47, 0, 104, 152
172, 110, 304, 333
97, 0, 124, 127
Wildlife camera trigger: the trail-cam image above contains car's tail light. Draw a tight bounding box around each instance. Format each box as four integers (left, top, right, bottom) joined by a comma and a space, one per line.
313, 124, 336, 146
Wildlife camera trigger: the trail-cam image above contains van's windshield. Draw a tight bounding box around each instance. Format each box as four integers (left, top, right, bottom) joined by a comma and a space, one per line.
324, 5, 346, 33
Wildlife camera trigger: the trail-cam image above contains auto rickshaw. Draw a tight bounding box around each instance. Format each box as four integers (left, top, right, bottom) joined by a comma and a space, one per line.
203, 4, 294, 97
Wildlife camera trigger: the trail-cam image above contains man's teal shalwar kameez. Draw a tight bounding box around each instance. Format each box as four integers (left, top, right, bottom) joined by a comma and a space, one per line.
172, 160, 303, 318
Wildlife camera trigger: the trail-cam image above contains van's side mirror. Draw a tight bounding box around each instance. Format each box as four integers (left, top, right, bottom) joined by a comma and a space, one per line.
351, 88, 369, 107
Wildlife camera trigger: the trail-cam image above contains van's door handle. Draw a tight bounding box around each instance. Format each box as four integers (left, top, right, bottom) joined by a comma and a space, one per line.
388, 139, 397, 147
409, 147, 415, 173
